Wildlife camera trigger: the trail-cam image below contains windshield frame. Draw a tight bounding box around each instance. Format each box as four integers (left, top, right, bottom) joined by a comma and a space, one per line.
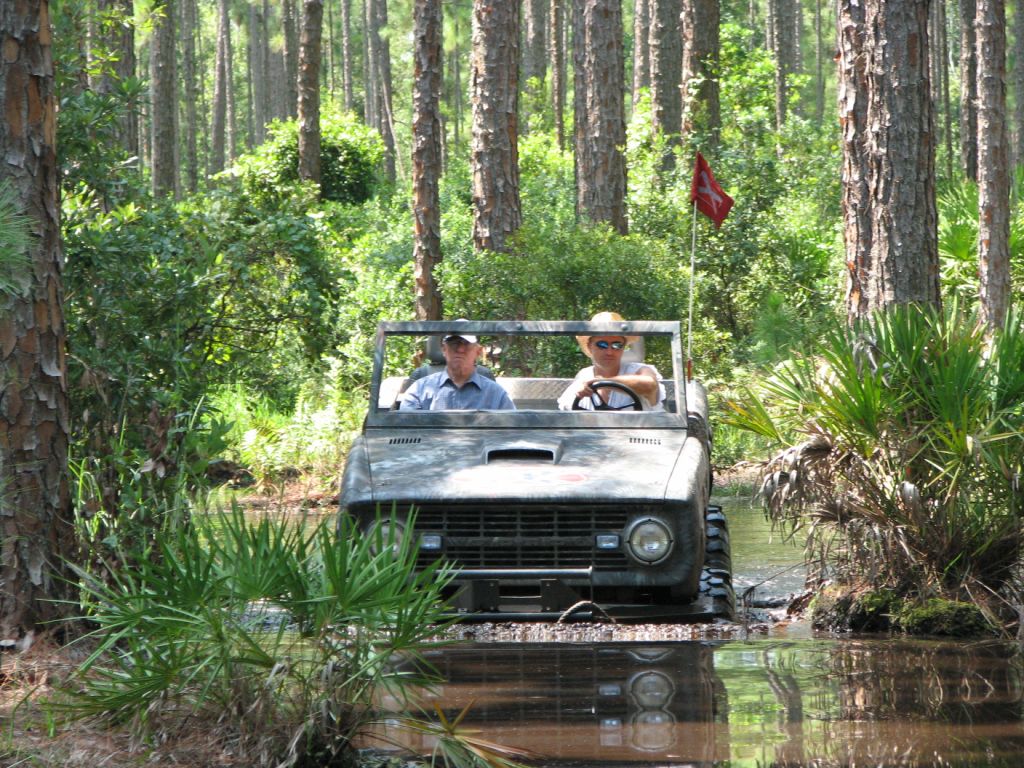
366, 320, 691, 429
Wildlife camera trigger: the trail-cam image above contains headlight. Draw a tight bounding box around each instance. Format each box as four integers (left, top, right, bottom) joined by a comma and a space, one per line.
631, 709, 676, 751
627, 518, 673, 564
368, 519, 405, 556
629, 671, 675, 709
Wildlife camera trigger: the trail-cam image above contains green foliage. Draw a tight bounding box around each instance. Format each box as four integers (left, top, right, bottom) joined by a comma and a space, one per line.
727, 305, 1024, 602
209, 360, 365, 490
0, 180, 31, 297
63, 182, 344, 519
232, 111, 385, 205
61, 507, 457, 767
938, 173, 1024, 307
52, 0, 147, 206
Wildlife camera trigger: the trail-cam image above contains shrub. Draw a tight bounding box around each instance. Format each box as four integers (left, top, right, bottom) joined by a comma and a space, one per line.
61, 507, 457, 767
727, 305, 1024, 605
233, 111, 385, 205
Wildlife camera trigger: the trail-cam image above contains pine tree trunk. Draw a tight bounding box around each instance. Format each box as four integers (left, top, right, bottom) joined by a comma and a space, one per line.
681, 0, 721, 146
1013, 0, 1024, 166
326, 0, 336, 95
771, 0, 793, 130
574, 0, 628, 234
250, 1, 268, 144
363, 0, 378, 127
226, 10, 238, 162
371, 0, 397, 181
471, 0, 522, 251
632, 0, 650, 107
976, 0, 1011, 330
450, 40, 463, 153
960, 0, 979, 180
940, 0, 953, 179
649, 0, 682, 154
413, 0, 444, 320
211, 0, 229, 173
841, 0, 940, 320
550, 0, 566, 147
521, 0, 547, 134
298, 0, 323, 184
0, 0, 76, 641
150, 0, 177, 197
814, 0, 824, 124
181, 0, 199, 191
283, 0, 299, 118
341, 0, 353, 110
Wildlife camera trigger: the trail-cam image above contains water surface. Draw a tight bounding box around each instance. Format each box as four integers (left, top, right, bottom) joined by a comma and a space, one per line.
367, 498, 1024, 767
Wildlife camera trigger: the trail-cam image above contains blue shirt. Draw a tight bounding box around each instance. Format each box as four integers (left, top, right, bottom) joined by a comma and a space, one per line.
400, 370, 516, 411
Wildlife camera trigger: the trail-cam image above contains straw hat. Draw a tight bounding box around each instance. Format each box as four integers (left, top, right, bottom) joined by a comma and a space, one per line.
576, 311, 640, 357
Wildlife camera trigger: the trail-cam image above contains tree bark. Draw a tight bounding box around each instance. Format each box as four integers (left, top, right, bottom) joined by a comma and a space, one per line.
1013, 0, 1024, 166
298, 0, 323, 185
150, 0, 177, 197
632, 0, 651, 107
363, 0, 378, 126
0, 0, 76, 641
211, 0, 230, 173
471, 0, 522, 251
681, 0, 721, 146
649, 0, 682, 154
770, 0, 794, 130
180, 0, 199, 191
976, 0, 1011, 330
521, 0, 547, 133
283, 0, 299, 118
841, 0, 941, 321
574, 0, 628, 234
371, 0, 397, 181
413, 0, 444, 320
960, 0, 979, 180
341, 0, 353, 110
814, 0, 824, 124
250, 2, 269, 144
550, 0, 566, 147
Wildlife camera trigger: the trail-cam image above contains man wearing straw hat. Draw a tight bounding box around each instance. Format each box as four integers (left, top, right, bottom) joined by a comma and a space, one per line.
557, 311, 666, 411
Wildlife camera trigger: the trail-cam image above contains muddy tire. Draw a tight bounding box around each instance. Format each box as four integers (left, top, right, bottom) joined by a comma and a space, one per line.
699, 504, 735, 620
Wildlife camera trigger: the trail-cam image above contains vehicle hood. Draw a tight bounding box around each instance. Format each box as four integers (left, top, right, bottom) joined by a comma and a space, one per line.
362, 428, 689, 504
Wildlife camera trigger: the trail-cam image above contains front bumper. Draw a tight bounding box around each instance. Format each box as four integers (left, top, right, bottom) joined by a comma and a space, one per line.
446, 567, 719, 622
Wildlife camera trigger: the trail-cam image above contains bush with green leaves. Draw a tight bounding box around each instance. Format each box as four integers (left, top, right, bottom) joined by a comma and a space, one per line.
61, 507, 459, 767
232, 111, 385, 206
727, 305, 1024, 609
63, 182, 344, 521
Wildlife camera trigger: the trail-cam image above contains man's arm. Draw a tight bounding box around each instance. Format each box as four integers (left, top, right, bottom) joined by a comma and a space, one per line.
399, 380, 426, 410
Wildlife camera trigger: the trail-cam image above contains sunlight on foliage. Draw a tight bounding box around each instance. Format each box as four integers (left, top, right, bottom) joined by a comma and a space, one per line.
726, 305, 1024, 609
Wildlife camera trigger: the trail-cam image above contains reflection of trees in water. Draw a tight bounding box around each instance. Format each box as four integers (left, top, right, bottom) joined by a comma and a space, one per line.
768, 640, 1024, 768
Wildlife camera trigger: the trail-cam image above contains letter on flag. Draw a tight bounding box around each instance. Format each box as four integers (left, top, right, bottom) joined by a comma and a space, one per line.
690, 152, 734, 228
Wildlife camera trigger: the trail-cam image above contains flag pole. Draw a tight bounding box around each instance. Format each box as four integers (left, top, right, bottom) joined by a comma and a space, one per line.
686, 197, 698, 382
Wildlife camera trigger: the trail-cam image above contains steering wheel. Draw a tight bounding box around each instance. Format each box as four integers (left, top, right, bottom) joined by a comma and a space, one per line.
571, 380, 645, 411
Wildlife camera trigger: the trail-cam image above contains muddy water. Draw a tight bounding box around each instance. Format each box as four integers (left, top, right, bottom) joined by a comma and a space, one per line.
367, 499, 1024, 767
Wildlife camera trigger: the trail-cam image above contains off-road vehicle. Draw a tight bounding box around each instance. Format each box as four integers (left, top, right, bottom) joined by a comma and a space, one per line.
338, 320, 733, 621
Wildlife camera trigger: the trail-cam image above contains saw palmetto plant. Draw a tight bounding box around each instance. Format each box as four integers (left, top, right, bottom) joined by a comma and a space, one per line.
727, 305, 1024, 603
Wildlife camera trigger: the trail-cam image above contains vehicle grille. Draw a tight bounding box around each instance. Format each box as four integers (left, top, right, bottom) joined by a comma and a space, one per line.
413, 506, 631, 570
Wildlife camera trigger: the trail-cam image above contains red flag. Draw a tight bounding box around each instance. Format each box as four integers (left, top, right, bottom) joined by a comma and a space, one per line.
690, 152, 734, 228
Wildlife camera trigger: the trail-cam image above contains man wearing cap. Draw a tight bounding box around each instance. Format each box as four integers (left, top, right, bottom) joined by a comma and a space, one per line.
557, 311, 665, 411
400, 324, 516, 411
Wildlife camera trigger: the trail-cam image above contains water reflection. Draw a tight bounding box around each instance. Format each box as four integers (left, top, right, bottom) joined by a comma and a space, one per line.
372, 639, 1024, 767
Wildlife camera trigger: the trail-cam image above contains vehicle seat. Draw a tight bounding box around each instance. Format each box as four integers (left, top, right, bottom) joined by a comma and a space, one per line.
622, 337, 645, 364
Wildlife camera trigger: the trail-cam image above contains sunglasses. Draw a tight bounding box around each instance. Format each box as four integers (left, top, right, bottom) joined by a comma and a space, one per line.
593, 340, 626, 350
